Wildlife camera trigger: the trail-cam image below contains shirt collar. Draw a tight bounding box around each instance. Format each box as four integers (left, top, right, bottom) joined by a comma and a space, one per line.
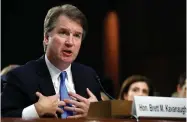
45, 55, 71, 80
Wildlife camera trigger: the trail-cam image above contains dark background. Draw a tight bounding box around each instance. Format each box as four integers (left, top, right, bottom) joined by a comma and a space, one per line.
2, 0, 186, 98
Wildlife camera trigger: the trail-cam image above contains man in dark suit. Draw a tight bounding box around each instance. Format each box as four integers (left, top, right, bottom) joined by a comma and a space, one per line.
2, 4, 101, 119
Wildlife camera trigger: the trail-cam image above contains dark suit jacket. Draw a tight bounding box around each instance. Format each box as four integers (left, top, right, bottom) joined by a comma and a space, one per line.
1, 56, 101, 117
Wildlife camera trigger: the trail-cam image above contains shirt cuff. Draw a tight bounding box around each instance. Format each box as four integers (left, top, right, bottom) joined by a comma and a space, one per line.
22, 104, 39, 120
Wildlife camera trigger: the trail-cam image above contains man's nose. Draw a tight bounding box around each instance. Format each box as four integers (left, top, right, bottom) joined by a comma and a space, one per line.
65, 35, 74, 46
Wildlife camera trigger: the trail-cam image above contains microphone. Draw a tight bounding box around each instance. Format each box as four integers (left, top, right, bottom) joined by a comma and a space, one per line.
95, 75, 115, 100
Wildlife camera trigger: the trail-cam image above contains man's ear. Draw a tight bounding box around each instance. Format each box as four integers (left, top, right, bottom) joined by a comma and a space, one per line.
44, 33, 49, 43
43, 33, 49, 52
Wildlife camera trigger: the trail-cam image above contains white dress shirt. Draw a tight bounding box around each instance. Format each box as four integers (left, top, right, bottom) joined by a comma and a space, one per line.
22, 55, 75, 119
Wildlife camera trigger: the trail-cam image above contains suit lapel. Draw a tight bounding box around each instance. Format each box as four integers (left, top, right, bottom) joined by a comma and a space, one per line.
71, 63, 87, 98
36, 56, 56, 96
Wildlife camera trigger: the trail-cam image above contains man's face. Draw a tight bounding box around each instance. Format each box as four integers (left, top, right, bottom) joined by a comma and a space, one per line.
44, 15, 83, 64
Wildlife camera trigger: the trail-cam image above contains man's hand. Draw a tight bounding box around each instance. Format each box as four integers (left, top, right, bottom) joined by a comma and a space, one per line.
34, 92, 66, 117
64, 88, 98, 119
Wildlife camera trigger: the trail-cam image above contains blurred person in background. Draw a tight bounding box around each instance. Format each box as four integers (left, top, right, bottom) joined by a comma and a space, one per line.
1, 64, 20, 93
118, 75, 154, 101
171, 72, 186, 98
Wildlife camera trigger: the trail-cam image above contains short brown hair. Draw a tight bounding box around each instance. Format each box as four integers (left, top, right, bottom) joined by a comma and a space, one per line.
118, 75, 153, 100
43, 4, 87, 52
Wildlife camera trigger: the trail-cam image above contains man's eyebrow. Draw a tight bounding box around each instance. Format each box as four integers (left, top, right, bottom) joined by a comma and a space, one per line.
59, 27, 69, 31
74, 31, 83, 35
59, 26, 83, 34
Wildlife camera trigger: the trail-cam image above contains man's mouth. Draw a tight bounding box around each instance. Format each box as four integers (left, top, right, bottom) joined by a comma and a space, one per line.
62, 50, 72, 56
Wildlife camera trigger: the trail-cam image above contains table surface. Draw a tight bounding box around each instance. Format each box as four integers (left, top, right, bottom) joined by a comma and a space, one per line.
1, 117, 186, 122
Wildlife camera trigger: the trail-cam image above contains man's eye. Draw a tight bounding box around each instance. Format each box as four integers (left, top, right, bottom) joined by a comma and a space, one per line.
59, 31, 68, 35
74, 34, 81, 38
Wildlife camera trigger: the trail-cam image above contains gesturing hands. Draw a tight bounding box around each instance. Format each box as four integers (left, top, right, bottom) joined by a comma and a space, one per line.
64, 88, 98, 119
34, 88, 98, 119
34, 92, 65, 117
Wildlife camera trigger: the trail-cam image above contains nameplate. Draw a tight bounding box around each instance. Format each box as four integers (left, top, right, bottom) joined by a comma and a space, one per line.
132, 96, 186, 118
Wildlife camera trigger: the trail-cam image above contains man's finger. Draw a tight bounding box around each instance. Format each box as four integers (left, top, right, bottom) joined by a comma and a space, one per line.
48, 94, 60, 100
67, 114, 83, 119
64, 106, 84, 113
35, 92, 43, 98
55, 93, 60, 99
68, 92, 87, 102
86, 88, 98, 102
64, 99, 82, 108
70, 96, 77, 101
56, 107, 64, 114
58, 101, 66, 106
54, 113, 58, 118
86, 88, 95, 98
